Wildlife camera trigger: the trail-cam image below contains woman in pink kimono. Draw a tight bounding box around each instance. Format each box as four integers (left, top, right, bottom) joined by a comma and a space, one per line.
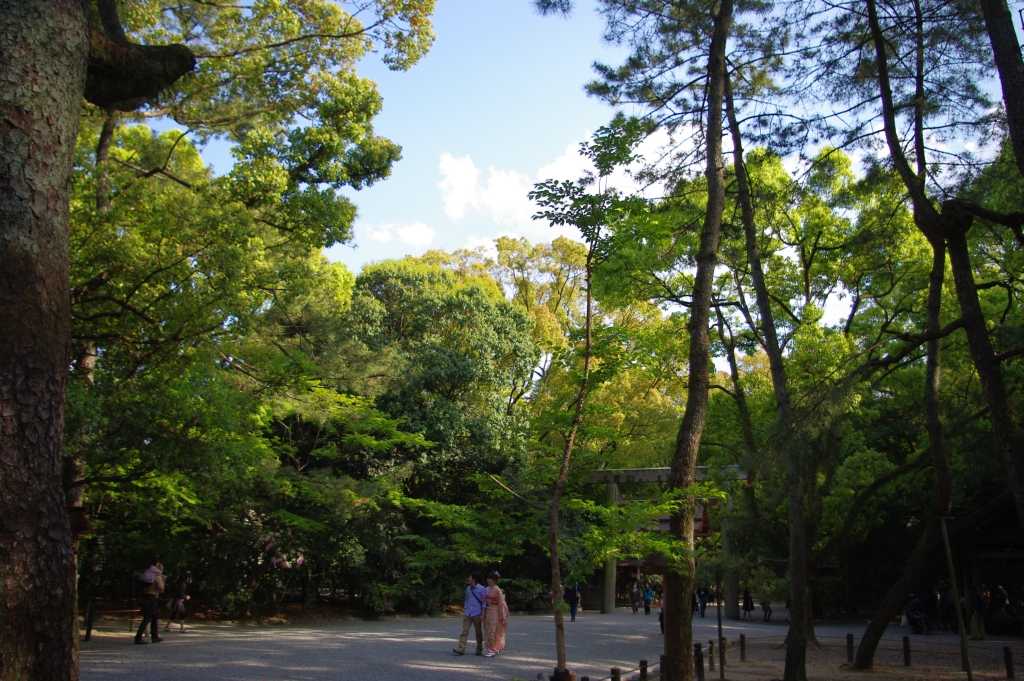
483, 571, 510, 657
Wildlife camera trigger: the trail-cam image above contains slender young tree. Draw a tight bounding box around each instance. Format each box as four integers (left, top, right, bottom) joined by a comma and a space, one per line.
723, 73, 813, 681
529, 115, 649, 679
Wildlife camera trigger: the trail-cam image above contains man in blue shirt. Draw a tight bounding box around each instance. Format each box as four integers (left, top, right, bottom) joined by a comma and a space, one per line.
453, 571, 487, 655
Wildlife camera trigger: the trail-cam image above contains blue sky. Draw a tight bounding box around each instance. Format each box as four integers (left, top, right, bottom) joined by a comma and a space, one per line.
317, 0, 628, 272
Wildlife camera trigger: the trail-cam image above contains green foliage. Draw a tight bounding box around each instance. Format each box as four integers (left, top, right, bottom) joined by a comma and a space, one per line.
66, 0, 1021, 621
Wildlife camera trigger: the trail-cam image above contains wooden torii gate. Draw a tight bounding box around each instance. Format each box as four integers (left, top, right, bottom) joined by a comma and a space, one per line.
582, 465, 747, 618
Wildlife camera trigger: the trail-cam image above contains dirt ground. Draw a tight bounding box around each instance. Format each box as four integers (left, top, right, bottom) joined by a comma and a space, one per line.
658, 636, 1016, 681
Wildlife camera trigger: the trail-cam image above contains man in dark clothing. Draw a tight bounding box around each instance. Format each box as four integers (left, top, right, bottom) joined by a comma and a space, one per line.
993, 586, 1009, 615
922, 590, 938, 632
166, 571, 191, 632
564, 581, 581, 622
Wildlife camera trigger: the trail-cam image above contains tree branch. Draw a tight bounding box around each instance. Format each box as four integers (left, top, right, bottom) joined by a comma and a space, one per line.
486, 474, 546, 511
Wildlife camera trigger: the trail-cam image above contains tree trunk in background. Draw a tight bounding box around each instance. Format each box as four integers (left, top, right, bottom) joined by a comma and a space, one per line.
664, 3, 733, 678
865, 0, 1024, 538
979, 0, 1024, 176
725, 73, 808, 680
550, 252, 594, 680
0, 2, 89, 680
852, 245, 952, 668
943, 219, 1024, 528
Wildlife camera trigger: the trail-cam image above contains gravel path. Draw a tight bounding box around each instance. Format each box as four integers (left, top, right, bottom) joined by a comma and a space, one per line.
80, 607, 1023, 680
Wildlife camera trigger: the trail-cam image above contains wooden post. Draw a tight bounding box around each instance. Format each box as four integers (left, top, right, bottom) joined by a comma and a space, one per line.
639, 659, 648, 681
84, 599, 94, 642
720, 636, 727, 674
695, 643, 705, 681
846, 633, 854, 664
708, 639, 715, 671
1005, 646, 1015, 679
611, 667, 621, 681
903, 635, 911, 666
715, 575, 725, 680
941, 517, 973, 681
602, 482, 618, 613
740, 633, 746, 661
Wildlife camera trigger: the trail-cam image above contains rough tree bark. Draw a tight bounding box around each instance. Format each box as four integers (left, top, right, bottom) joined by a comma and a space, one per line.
853, 241, 952, 669
0, 3, 89, 679
0, 2, 193, 678
550, 245, 595, 681
663, 3, 733, 678
978, 0, 1024, 177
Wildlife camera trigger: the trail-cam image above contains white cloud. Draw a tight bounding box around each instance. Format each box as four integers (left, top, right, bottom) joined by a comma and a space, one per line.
438, 154, 481, 221
366, 225, 394, 242
536, 141, 591, 183
462, 234, 501, 259
438, 153, 536, 230
363, 221, 435, 248
437, 128, 675, 242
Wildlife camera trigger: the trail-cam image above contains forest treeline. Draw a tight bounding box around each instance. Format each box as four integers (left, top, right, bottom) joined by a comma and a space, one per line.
72, 123, 1017, 618
2, 0, 1023, 680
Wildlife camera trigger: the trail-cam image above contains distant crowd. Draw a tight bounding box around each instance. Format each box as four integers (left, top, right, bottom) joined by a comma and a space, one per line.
903, 583, 1021, 640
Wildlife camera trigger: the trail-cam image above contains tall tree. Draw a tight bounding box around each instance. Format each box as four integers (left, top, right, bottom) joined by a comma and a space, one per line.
0, 1, 433, 677
0, 3, 193, 678
805, 0, 1010, 663
723, 74, 812, 680
978, 0, 1024, 177
529, 115, 648, 679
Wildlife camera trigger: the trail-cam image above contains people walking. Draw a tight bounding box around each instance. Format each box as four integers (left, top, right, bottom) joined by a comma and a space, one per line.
564, 580, 581, 622
940, 588, 957, 632
483, 572, 510, 657
631, 583, 641, 614
698, 586, 707, 617
742, 588, 754, 621
135, 560, 165, 644
643, 584, 653, 615
969, 586, 987, 640
453, 571, 487, 656
691, 589, 699, 617
760, 596, 772, 622
166, 571, 191, 632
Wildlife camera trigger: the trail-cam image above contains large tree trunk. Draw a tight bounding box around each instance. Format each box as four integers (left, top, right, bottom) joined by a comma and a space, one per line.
853, 240, 953, 669
663, 4, 733, 679
978, 0, 1024, 176
0, 2, 90, 680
